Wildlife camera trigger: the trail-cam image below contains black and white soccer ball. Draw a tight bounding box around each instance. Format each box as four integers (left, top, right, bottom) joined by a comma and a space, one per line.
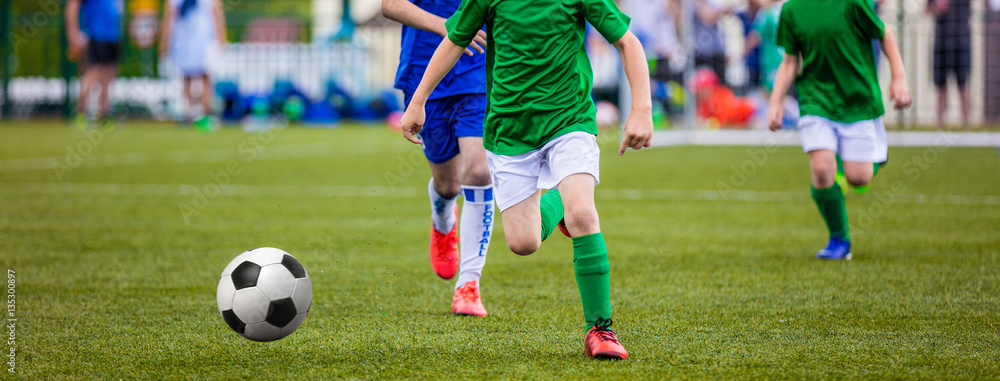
216, 247, 312, 342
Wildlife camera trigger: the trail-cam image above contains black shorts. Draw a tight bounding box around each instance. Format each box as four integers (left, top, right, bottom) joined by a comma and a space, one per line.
87, 41, 121, 66
933, 40, 970, 87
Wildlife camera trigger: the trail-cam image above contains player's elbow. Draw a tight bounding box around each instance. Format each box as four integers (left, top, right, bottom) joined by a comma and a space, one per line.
380, 0, 396, 18
612, 31, 641, 54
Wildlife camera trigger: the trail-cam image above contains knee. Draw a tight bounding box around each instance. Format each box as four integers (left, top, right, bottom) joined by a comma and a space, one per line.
811, 163, 837, 189
433, 177, 461, 199
846, 173, 871, 187
507, 237, 540, 256
564, 206, 600, 235
463, 163, 492, 187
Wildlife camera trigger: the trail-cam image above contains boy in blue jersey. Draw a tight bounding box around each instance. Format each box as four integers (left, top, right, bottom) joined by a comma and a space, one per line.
66, 0, 123, 130
382, 0, 494, 316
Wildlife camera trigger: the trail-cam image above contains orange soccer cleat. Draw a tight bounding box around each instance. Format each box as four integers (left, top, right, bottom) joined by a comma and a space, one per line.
584, 318, 628, 360
429, 206, 459, 279
452, 280, 487, 317
557, 218, 572, 238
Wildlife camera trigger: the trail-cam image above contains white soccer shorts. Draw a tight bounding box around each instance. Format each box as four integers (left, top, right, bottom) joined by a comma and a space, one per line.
486, 131, 601, 212
799, 115, 888, 163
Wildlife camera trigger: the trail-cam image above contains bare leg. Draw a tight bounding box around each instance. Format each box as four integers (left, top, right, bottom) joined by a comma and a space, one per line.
96, 64, 117, 117
936, 86, 948, 128
557, 173, 600, 237
200, 74, 212, 115
78, 69, 97, 115
499, 191, 543, 256
457, 137, 491, 187
959, 84, 971, 128
808, 149, 838, 189
843, 161, 874, 187
428, 154, 464, 199
183, 76, 193, 121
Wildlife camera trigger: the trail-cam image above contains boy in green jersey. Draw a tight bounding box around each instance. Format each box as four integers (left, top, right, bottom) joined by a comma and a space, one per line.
768, 0, 911, 260
399, 0, 654, 360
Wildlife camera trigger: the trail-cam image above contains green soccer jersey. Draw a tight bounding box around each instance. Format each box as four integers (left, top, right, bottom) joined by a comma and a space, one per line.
776, 0, 885, 123
445, 0, 631, 155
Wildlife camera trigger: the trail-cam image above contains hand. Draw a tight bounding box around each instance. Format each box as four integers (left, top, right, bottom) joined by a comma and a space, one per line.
399, 104, 426, 144
767, 101, 783, 131
463, 30, 488, 56
68, 32, 87, 60
619, 108, 653, 155
159, 38, 170, 58
889, 78, 911, 109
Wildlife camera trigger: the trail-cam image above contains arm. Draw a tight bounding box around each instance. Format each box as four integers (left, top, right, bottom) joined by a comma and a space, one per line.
381, 0, 486, 56
613, 31, 654, 155
214, 0, 228, 46
397, 39, 467, 144
159, 3, 174, 57
880, 29, 911, 109
767, 53, 800, 131
65, 0, 85, 53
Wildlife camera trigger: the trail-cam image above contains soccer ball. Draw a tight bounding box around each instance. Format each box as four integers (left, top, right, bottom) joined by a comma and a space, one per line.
216, 247, 312, 342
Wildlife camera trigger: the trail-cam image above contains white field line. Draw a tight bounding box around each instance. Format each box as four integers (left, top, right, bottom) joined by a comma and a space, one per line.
0, 142, 392, 172
6, 183, 999, 206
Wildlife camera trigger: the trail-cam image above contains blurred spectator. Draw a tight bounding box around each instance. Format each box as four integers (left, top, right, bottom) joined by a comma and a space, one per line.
747, 0, 784, 93
985, 0, 1000, 124
65, 0, 122, 129
161, 0, 227, 129
927, 0, 972, 128
736, 0, 763, 91
694, 0, 733, 85
630, 0, 680, 76
628, 0, 681, 118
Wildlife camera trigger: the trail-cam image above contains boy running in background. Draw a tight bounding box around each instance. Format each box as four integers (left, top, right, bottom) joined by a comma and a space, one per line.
399, 0, 654, 359
381, 0, 494, 316
66, 0, 123, 130
768, 0, 911, 260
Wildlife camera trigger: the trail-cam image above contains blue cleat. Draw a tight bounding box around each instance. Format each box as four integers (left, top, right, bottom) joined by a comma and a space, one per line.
816, 237, 852, 260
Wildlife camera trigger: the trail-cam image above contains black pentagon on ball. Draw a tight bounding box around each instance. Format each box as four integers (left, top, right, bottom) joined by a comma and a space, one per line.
231, 261, 261, 290
221, 309, 246, 334
281, 254, 307, 279
266, 298, 298, 327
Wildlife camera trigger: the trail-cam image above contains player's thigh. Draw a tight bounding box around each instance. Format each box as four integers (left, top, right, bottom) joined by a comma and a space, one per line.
458, 137, 490, 186
807, 149, 838, 188
499, 190, 543, 255
842, 161, 873, 186
556, 173, 600, 236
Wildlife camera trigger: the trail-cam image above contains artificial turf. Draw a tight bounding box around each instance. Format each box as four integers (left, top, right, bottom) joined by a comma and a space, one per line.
1, 121, 998, 379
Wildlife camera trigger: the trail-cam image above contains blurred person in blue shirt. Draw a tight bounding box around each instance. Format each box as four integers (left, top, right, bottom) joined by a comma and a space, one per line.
66, 0, 122, 129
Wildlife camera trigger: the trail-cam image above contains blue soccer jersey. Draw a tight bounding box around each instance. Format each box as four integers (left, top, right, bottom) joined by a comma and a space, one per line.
393, 0, 487, 100
80, 0, 123, 43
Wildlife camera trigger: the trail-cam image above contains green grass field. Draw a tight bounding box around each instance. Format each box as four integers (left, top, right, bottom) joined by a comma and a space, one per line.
2, 121, 998, 379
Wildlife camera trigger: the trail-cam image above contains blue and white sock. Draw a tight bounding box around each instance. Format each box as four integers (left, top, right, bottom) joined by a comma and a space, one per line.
455, 184, 495, 290
428, 178, 457, 234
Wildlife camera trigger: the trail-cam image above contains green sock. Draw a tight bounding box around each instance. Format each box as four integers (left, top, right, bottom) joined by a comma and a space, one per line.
811, 184, 851, 241
836, 154, 844, 174
872, 162, 881, 177
539, 189, 563, 241
573, 232, 611, 331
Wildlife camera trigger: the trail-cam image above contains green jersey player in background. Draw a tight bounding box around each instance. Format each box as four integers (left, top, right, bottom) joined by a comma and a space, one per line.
768, 0, 911, 260
399, 0, 654, 360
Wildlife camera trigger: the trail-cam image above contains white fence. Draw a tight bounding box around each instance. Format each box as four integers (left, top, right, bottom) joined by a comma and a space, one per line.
5, 26, 402, 119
